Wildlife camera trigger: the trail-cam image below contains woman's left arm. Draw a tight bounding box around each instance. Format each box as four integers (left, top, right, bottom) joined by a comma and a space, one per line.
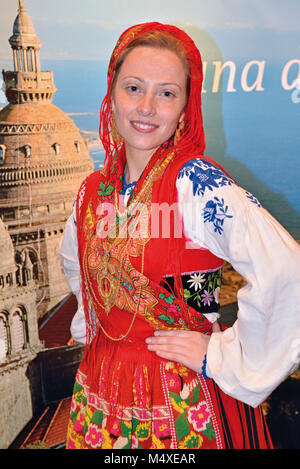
147, 158, 300, 407
179, 159, 300, 407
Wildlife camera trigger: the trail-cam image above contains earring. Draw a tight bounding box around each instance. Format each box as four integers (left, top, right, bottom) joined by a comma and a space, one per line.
111, 113, 123, 145
174, 119, 185, 145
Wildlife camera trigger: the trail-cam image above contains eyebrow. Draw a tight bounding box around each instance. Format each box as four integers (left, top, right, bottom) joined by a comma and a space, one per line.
122, 76, 182, 90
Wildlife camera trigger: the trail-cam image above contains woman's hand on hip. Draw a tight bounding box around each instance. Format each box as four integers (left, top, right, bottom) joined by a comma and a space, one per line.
145, 329, 210, 373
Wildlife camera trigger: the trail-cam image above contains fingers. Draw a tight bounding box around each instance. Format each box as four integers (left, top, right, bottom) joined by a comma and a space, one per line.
145, 333, 194, 354
145, 329, 210, 374
146, 332, 191, 361
145, 330, 204, 347
147, 342, 187, 356
145, 330, 208, 358
153, 330, 192, 337
149, 344, 204, 374
146, 330, 194, 345
145, 335, 190, 348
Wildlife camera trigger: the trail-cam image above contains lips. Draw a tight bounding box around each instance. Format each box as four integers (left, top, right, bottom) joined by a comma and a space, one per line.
130, 120, 159, 133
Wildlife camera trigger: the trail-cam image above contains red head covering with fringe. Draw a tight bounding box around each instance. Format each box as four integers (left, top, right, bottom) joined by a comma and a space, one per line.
99, 22, 206, 177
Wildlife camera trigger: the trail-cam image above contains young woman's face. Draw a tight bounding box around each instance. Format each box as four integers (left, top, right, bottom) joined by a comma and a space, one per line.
111, 46, 187, 160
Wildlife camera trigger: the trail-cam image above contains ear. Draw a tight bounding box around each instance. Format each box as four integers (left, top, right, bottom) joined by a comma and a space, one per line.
111, 97, 115, 113
179, 112, 185, 123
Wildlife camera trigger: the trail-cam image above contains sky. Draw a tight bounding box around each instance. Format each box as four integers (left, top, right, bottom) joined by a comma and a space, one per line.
1, 0, 300, 62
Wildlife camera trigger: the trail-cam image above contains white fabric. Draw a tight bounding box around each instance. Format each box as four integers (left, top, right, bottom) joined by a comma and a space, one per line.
60, 159, 300, 407
176, 159, 300, 407
60, 203, 86, 345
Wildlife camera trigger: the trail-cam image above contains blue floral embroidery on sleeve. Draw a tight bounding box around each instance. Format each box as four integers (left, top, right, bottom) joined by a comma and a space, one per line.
178, 158, 234, 197
245, 191, 261, 207
203, 197, 233, 234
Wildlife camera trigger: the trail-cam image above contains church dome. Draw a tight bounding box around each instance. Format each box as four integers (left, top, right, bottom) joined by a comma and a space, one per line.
0, 101, 83, 126
0, 102, 94, 227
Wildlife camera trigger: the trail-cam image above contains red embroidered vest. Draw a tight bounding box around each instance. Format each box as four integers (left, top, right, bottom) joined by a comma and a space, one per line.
76, 150, 223, 344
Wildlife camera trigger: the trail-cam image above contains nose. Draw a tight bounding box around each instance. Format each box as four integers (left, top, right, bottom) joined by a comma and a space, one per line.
137, 92, 155, 117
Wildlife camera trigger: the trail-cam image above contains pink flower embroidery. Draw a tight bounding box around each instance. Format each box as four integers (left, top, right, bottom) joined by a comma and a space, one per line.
85, 423, 103, 448
67, 436, 76, 449
74, 412, 85, 433
166, 372, 181, 392
166, 304, 181, 321
187, 401, 211, 432
154, 419, 170, 438
110, 419, 121, 436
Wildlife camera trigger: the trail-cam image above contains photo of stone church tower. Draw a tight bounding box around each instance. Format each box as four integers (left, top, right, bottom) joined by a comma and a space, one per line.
0, 0, 94, 318
0, 0, 94, 448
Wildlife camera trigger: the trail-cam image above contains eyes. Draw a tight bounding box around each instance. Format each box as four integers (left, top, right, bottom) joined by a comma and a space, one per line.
126, 85, 139, 94
162, 90, 175, 98
125, 84, 177, 99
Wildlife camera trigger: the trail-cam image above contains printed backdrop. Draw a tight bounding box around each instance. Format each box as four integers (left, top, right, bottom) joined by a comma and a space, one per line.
1, 0, 300, 239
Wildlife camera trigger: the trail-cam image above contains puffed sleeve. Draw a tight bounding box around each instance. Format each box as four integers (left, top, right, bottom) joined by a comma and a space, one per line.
176, 158, 300, 407
60, 201, 86, 344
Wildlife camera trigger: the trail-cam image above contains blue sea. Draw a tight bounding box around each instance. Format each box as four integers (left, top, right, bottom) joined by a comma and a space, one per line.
41, 59, 300, 239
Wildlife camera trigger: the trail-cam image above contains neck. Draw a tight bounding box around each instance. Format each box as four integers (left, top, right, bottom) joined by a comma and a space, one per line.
124, 145, 158, 184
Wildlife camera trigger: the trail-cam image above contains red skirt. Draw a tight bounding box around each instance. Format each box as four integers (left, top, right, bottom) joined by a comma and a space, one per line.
66, 329, 273, 450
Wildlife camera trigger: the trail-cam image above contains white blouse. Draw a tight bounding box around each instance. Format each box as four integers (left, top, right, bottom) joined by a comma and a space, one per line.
60, 158, 300, 407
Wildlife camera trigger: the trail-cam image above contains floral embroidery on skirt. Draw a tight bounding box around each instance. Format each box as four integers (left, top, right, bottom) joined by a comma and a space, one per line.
66, 358, 221, 449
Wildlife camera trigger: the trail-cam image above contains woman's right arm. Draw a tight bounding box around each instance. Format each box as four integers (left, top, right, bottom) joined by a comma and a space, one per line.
60, 200, 87, 344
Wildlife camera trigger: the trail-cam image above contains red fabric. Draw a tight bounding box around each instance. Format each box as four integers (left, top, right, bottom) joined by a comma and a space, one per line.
206, 379, 273, 449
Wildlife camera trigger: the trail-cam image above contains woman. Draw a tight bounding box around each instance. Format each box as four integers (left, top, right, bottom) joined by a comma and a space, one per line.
61, 22, 300, 449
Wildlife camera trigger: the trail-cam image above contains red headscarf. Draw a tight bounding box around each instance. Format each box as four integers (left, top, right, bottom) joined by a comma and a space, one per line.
99, 22, 205, 176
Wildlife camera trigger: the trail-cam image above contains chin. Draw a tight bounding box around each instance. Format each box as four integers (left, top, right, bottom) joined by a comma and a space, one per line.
125, 138, 162, 155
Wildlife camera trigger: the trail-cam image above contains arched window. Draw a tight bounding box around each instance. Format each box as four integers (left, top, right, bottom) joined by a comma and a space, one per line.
0, 312, 10, 359
24, 144, 32, 158
53, 143, 60, 155
12, 308, 28, 352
